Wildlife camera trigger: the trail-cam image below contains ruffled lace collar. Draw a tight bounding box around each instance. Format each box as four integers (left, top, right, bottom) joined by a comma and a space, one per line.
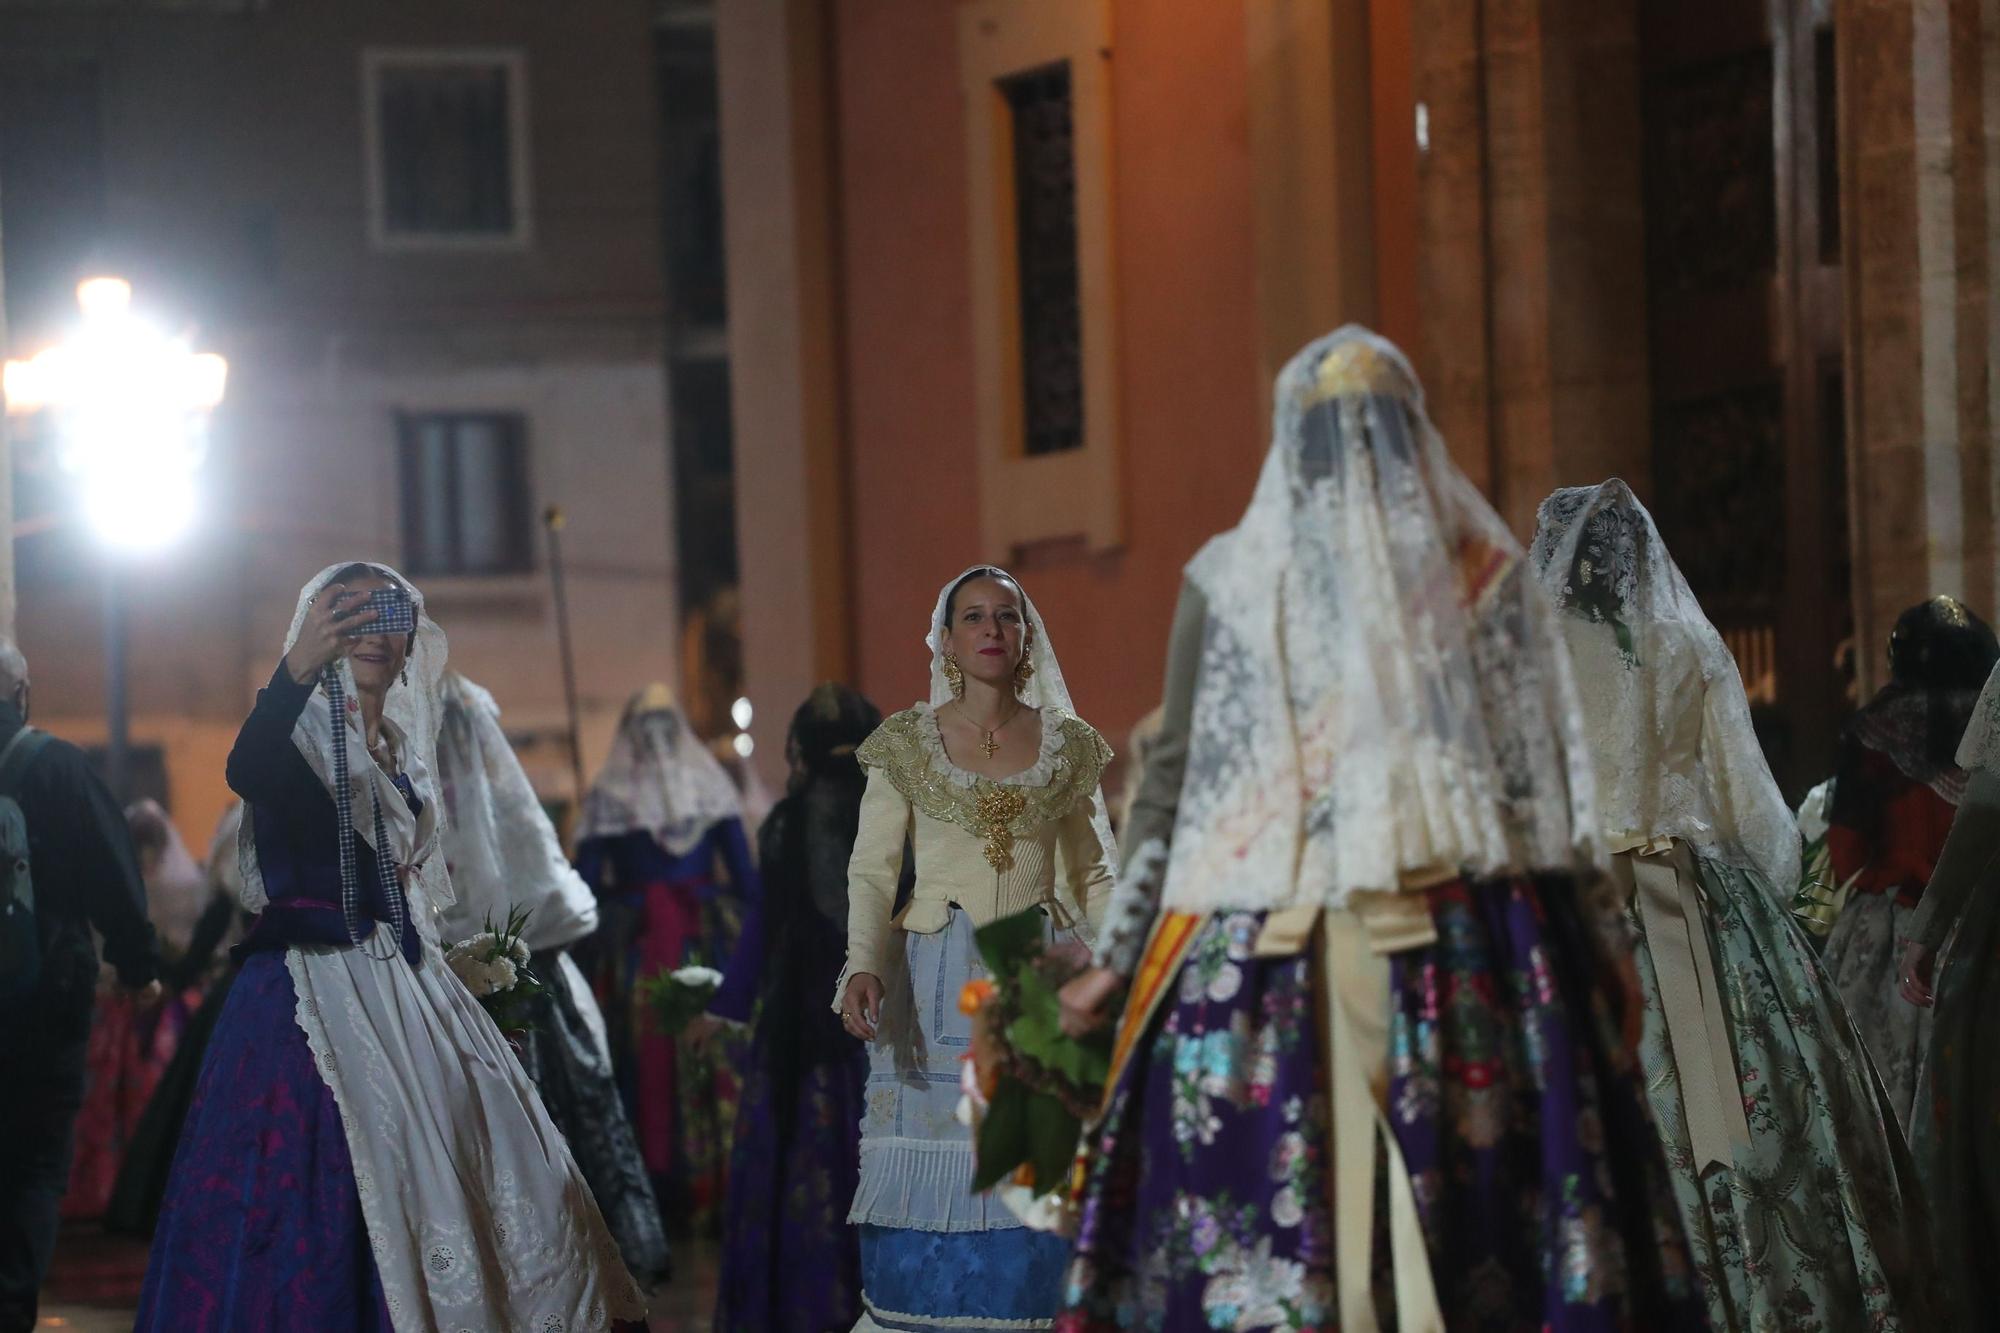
914, 702, 1070, 790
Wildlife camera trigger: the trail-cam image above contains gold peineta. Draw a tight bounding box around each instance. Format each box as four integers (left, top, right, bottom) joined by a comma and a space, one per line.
1302, 337, 1419, 409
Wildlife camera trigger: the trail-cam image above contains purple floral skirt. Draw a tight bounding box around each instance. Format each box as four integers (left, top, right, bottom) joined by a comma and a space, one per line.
134, 952, 392, 1331
1058, 876, 1703, 1333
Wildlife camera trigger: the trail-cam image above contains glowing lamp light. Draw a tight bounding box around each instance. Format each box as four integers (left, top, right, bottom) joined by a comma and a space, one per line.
730, 696, 754, 731
75, 275, 133, 319
2, 277, 227, 551
732, 733, 756, 759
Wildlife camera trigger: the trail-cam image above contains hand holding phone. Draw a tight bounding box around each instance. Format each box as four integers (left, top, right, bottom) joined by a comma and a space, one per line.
285, 585, 369, 683
341, 586, 417, 638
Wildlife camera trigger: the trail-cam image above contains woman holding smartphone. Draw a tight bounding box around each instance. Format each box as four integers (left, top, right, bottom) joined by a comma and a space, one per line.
136, 562, 647, 1332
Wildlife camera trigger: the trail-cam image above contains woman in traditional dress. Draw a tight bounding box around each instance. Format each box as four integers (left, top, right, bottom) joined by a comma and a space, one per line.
575, 685, 759, 1228
711, 683, 881, 1331
1814, 597, 1997, 1125
136, 562, 646, 1330
434, 670, 671, 1289
62, 801, 203, 1218
107, 804, 251, 1236
1532, 480, 1936, 1331
1898, 658, 2000, 1327
1056, 329, 1700, 1333
836, 566, 1116, 1332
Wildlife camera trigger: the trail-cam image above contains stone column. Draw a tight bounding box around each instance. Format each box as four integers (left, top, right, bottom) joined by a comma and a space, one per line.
1840, 0, 2000, 691
715, 0, 853, 781
1244, 0, 1381, 406
1412, 0, 1649, 534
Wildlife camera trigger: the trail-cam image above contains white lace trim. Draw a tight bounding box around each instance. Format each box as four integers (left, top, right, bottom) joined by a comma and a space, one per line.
849, 1136, 1028, 1234
1093, 836, 1169, 976
857, 1300, 1054, 1330
910, 703, 1071, 791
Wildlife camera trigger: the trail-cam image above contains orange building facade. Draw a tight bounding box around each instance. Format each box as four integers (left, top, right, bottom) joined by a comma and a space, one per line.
719, 0, 2000, 800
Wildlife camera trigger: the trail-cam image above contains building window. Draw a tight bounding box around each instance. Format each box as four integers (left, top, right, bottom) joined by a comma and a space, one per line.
363, 50, 531, 249
399, 413, 533, 576
958, 0, 1120, 555
1002, 63, 1084, 457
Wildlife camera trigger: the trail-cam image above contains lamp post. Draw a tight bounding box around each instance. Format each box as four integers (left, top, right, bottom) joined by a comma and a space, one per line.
3, 277, 227, 800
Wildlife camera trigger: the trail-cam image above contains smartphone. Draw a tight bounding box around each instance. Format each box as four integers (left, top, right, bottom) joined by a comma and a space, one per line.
341, 586, 417, 637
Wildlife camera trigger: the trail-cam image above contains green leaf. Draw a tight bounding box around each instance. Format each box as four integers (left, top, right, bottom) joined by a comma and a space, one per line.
974, 1079, 1033, 1192
974, 909, 1047, 976
1024, 1090, 1081, 1197
1006, 966, 1112, 1087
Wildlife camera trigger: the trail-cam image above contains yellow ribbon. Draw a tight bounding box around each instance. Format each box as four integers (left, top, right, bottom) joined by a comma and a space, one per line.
1610, 839, 1750, 1173
1255, 902, 1442, 1332
1105, 898, 1446, 1331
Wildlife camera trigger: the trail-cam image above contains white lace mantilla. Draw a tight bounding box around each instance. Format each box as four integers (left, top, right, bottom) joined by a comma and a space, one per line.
1532, 482, 1802, 896
436, 673, 600, 952
1958, 659, 2000, 775
1158, 328, 1599, 918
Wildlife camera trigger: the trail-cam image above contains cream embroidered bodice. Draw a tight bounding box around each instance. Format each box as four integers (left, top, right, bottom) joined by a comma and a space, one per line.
834, 704, 1114, 1006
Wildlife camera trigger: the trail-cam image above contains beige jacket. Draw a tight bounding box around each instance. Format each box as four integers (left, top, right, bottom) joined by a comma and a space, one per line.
834, 704, 1114, 1005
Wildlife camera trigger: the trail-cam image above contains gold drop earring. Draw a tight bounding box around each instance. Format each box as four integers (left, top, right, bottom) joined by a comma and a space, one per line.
943, 653, 965, 698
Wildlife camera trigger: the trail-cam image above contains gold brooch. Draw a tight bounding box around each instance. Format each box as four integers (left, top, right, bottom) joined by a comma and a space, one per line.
972, 785, 1028, 872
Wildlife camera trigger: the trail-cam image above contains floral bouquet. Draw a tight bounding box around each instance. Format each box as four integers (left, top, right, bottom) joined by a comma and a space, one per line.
639, 961, 725, 1038
445, 906, 544, 1037
955, 908, 1112, 1232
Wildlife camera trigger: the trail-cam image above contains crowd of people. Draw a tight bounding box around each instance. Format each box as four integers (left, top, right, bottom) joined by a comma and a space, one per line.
2, 325, 1999, 1331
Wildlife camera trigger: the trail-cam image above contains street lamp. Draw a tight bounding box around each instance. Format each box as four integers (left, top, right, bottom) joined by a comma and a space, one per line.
3, 277, 228, 799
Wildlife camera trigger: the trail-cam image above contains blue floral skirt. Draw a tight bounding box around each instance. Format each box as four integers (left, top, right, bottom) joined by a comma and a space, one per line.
1058, 876, 1704, 1333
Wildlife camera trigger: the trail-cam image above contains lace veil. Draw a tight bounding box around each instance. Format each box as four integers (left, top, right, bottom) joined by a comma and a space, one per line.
1160, 326, 1598, 916
435, 672, 600, 951
1529, 480, 1801, 892
236, 561, 456, 937
924, 565, 1119, 874
1956, 661, 2000, 775
127, 797, 208, 956
576, 692, 743, 857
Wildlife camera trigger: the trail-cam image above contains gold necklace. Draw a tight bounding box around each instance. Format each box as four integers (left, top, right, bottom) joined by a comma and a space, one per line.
959, 700, 1020, 760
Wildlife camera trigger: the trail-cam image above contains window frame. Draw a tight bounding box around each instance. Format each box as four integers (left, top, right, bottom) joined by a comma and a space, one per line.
361, 47, 534, 253
396, 409, 536, 579
958, 0, 1121, 557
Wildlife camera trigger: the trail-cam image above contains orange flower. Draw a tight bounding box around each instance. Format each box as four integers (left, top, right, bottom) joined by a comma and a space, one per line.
958, 978, 997, 1016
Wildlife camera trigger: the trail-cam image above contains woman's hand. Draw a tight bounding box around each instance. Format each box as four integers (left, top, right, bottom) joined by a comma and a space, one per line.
1058, 965, 1122, 1038
1898, 939, 1937, 1008
282, 584, 376, 685
841, 973, 884, 1041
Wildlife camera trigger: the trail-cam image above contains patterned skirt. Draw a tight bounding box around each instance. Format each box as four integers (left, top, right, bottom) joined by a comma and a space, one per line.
1821, 893, 1932, 1131
1059, 876, 1705, 1333
518, 949, 671, 1290
854, 906, 1073, 1331
1629, 852, 1939, 1332
134, 952, 392, 1330
714, 949, 867, 1330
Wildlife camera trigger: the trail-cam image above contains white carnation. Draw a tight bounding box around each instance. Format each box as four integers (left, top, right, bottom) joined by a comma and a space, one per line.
509, 937, 532, 965
445, 945, 489, 995
671, 965, 723, 990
